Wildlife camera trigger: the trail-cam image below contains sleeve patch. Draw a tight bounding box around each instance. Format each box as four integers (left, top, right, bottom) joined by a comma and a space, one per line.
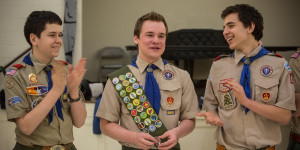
7, 96, 22, 106
6, 68, 17, 76
284, 61, 291, 72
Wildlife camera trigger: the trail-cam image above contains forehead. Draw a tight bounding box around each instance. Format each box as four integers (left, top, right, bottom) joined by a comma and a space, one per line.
223, 13, 240, 25
43, 23, 62, 33
140, 20, 166, 34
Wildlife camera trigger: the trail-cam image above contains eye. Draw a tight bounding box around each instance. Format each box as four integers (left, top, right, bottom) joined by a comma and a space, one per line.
59, 33, 64, 37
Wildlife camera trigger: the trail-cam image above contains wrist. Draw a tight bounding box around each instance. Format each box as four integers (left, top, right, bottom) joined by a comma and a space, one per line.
68, 92, 81, 103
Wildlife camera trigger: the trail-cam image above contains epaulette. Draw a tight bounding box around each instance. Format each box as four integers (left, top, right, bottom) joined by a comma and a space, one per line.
214, 54, 231, 61
12, 64, 24, 69
291, 52, 300, 59
267, 53, 283, 58
56, 60, 68, 65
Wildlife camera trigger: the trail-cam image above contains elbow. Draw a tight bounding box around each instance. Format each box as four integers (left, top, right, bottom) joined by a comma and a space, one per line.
19, 127, 34, 135
279, 111, 292, 125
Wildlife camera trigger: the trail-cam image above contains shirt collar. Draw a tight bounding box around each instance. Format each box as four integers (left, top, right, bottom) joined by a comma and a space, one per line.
136, 57, 165, 73
234, 45, 262, 64
30, 52, 56, 74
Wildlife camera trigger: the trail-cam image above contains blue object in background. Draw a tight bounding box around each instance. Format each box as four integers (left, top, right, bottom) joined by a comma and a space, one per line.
93, 94, 102, 134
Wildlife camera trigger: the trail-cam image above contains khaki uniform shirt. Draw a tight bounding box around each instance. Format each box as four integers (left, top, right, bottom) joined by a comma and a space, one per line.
204, 45, 295, 149
289, 50, 300, 135
96, 57, 199, 149
5, 53, 84, 146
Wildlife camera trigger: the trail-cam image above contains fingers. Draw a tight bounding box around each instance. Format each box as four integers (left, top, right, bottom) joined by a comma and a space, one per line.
197, 112, 207, 117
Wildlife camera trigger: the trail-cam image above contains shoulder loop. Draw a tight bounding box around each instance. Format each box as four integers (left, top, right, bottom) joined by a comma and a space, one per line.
56, 60, 68, 65
107, 65, 130, 80
267, 53, 283, 58
12, 64, 24, 69
214, 54, 231, 61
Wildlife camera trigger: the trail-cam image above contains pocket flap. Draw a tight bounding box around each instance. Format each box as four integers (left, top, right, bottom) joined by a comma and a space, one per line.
255, 79, 279, 89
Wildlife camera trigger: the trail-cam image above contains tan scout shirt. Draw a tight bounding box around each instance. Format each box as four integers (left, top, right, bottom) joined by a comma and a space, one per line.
96, 57, 199, 149
204, 45, 295, 149
289, 50, 300, 135
4, 53, 83, 146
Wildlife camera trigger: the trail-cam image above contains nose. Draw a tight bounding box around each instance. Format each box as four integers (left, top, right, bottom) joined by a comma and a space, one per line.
223, 27, 229, 36
152, 36, 159, 44
55, 35, 63, 43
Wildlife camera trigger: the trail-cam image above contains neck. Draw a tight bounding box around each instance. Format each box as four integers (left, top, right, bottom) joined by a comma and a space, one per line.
239, 39, 260, 55
138, 55, 160, 64
32, 47, 51, 64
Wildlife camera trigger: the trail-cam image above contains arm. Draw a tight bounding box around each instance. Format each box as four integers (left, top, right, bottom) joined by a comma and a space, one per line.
15, 61, 67, 135
100, 118, 157, 149
67, 58, 87, 127
225, 78, 291, 125
293, 93, 300, 117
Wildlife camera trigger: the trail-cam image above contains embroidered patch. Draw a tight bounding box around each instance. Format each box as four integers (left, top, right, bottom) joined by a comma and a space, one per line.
166, 110, 175, 115
162, 70, 174, 80
8, 96, 22, 106
27, 85, 48, 95
290, 73, 294, 84
291, 52, 300, 59
219, 79, 232, 93
260, 65, 273, 77
284, 62, 291, 72
262, 92, 270, 102
6, 68, 17, 76
167, 97, 174, 105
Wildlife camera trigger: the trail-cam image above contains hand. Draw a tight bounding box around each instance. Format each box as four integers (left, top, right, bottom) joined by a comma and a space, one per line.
224, 78, 249, 106
51, 61, 67, 93
134, 132, 157, 150
158, 129, 178, 150
67, 58, 87, 95
197, 111, 223, 126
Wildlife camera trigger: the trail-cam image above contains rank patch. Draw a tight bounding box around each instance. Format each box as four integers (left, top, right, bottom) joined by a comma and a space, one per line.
262, 92, 270, 101
29, 73, 38, 84
8, 96, 22, 106
167, 97, 174, 105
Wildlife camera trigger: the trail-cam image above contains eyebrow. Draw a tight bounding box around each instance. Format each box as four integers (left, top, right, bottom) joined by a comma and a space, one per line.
223, 21, 235, 29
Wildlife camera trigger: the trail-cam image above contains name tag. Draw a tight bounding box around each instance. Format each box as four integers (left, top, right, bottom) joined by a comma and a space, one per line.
166, 110, 175, 115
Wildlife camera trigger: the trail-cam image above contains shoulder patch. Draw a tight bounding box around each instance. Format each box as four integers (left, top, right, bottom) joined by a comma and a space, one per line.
291, 52, 300, 59
12, 64, 24, 69
214, 54, 231, 61
56, 60, 68, 65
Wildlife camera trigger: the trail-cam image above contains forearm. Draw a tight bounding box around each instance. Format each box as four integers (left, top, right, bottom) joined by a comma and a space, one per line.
173, 118, 196, 138
100, 118, 137, 143
15, 89, 61, 135
243, 99, 291, 125
70, 100, 87, 128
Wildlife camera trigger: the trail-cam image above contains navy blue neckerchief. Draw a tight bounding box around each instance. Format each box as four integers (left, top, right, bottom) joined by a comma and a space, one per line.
130, 57, 167, 114
232, 46, 270, 114
23, 53, 65, 124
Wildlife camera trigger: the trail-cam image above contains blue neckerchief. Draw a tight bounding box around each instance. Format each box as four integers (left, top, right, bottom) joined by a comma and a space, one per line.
23, 53, 65, 124
233, 46, 270, 114
130, 57, 167, 114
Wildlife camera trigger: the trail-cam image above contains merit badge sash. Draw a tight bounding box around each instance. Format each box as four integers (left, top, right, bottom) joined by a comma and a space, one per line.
108, 66, 180, 149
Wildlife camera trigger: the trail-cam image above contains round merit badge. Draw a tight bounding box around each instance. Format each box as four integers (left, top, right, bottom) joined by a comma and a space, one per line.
260, 65, 273, 77
112, 77, 119, 84
162, 70, 174, 80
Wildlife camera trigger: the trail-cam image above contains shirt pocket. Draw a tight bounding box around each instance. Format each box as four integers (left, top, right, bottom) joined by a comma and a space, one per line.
159, 82, 182, 115
218, 90, 237, 110
254, 79, 279, 104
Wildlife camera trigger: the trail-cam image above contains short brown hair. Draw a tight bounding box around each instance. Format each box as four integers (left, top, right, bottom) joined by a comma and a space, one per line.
134, 11, 168, 38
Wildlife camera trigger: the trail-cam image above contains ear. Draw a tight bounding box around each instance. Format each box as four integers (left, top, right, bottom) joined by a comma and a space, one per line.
133, 35, 139, 45
30, 33, 38, 46
248, 22, 255, 33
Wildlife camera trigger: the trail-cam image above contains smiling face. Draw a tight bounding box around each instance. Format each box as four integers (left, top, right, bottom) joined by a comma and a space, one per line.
31, 23, 63, 64
134, 20, 167, 63
223, 13, 254, 51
